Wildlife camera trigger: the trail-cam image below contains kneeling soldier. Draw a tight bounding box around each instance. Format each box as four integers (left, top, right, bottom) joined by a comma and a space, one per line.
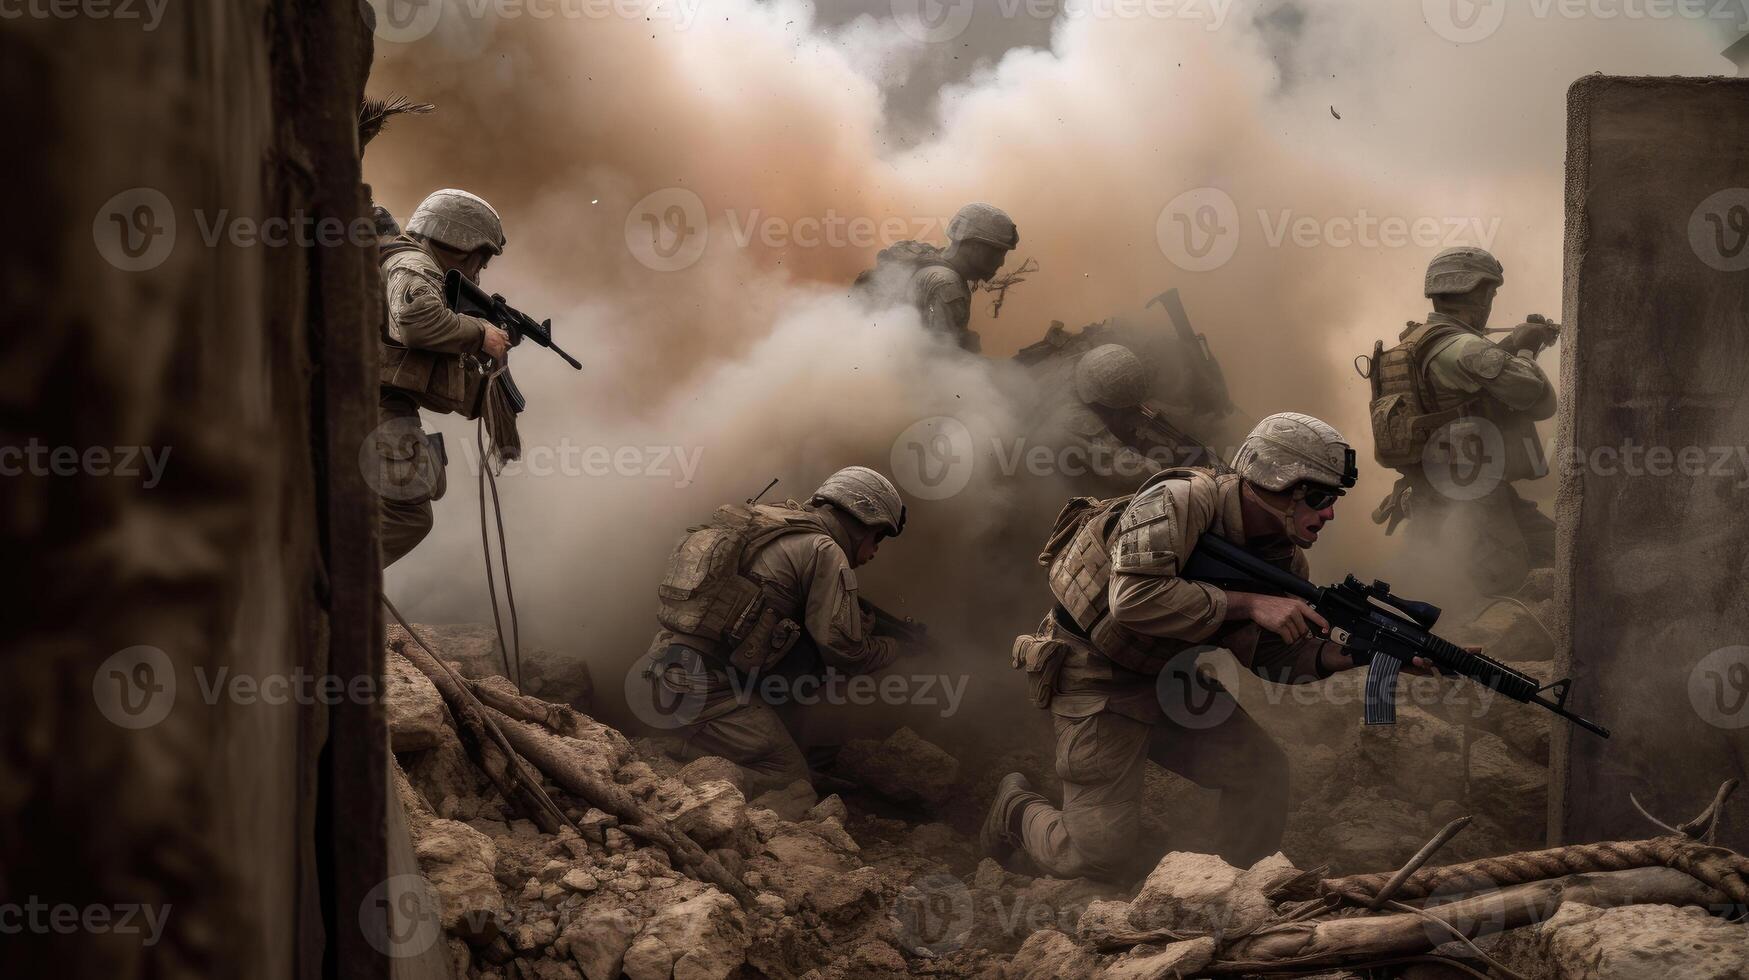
640, 467, 908, 796
985, 413, 1373, 880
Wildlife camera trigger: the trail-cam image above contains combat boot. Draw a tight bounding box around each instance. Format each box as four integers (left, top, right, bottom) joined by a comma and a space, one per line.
979, 772, 1044, 860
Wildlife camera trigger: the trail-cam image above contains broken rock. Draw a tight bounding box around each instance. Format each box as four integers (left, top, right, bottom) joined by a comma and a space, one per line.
621, 891, 750, 980
836, 727, 960, 806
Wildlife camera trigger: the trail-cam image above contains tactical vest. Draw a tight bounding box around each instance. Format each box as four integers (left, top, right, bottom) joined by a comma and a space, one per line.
1365, 321, 1476, 469
850, 240, 955, 296
1038, 468, 1223, 675
379, 238, 488, 419
656, 502, 828, 674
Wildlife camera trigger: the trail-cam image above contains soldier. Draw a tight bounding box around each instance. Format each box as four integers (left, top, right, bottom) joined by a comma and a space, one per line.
853, 203, 1018, 353
640, 467, 909, 796
1366, 246, 1560, 595
372, 188, 517, 568
983, 414, 1420, 881
1031, 343, 1238, 498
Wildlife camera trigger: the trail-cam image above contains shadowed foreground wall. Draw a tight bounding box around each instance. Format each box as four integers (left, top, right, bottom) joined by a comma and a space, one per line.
1553, 76, 1749, 849
1, 4, 382, 978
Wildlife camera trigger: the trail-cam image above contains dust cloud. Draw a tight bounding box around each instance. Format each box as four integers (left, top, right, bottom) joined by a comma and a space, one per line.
365, 0, 1731, 729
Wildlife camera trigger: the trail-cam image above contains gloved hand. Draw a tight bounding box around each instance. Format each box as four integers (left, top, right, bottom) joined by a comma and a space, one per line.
1501, 315, 1561, 355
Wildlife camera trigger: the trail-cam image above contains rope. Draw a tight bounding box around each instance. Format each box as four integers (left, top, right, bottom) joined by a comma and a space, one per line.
1322, 836, 1749, 907
475, 366, 522, 693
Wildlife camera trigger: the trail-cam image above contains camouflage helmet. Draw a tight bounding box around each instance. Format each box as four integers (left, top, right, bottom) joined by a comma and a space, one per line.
1232, 413, 1358, 493
1074, 344, 1150, 409
1424, 246, 1503, 297
810, 466, 907, 537
947, 203, 1019, 250
407, 189, 507, 255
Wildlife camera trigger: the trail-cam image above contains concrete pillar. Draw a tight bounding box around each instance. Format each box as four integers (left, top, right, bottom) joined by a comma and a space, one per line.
1553, 76, 1749, 849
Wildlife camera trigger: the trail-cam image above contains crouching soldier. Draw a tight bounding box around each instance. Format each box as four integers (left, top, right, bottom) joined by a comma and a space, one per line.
372, 188, 518, 568
983, 413, 1377, 880
638, 467, 909, 796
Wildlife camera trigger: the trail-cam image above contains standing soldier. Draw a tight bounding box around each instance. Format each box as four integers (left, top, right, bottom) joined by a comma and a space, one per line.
372, 189, 518, 568
1365, 246, 1560, 595
984, 414, 1388, 880
853, 203, 1018, 353
639, 467, 909, 795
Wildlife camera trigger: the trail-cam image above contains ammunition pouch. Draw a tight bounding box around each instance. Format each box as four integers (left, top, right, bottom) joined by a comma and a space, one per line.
381, 343, 488, 419
1366, 322, 1476, 470
1011, 623, 1069, 710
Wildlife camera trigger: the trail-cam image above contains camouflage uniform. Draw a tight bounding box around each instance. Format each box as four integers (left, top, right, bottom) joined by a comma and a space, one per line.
852, 203, 1017, 353
374, 190, 507, 568
989, 415, 1358, 880
1372, 248, 1557, 594
641, 468, 905, 795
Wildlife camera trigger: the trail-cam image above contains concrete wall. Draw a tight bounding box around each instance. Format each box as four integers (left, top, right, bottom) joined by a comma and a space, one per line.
1, 3, 383, 977
1553, 76, 1749, 849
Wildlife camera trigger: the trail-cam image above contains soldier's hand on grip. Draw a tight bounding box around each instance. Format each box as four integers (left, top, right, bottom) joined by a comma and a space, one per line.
1234, 593, 1329, 646
481, 324, 511, 361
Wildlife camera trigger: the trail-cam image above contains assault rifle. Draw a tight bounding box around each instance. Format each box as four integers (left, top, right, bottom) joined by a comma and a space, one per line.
1181, 534, 1609, 738
1148, 288, 1237, 418
444, 269, 582, 414
1131, 402, 1233, 475
860, 598, 933, 653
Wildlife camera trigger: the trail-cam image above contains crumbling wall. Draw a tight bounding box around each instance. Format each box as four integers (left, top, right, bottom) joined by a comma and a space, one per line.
1, 3, 379, 978
1553, 76, 1749, 849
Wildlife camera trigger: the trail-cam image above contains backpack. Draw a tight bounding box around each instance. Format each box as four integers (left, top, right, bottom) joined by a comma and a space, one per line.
1363, 321, 1475, 469
656, 502, 824, 673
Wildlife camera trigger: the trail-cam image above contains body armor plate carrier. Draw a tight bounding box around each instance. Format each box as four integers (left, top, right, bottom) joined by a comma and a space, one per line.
657, 503, 825, 674
1366, 321, 1476, 469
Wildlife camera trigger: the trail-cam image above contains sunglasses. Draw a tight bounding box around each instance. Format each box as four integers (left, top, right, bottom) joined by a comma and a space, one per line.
1297, 485, 1343, 510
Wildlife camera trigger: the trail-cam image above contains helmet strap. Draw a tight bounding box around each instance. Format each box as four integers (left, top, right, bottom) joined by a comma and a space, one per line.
1241, 482, 1313, 548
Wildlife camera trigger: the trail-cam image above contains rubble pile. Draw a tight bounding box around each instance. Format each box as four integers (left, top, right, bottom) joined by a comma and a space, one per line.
387, 617, 1748, 979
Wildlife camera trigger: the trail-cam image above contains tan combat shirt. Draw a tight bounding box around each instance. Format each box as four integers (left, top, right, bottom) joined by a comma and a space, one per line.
1417, 312, 1556, 481
661, 505, 900, 719
383, 237, 491, 356
1054, 470, 1339, 722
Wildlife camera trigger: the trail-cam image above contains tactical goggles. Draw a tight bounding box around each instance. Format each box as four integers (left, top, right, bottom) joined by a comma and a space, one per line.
1296, 484, 1344, 511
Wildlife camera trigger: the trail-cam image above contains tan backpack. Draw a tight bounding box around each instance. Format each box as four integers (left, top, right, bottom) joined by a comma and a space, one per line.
1363, 321, 1473, 469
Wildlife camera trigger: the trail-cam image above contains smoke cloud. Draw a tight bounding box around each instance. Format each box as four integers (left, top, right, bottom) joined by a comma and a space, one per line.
366, 0, 1728, 729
